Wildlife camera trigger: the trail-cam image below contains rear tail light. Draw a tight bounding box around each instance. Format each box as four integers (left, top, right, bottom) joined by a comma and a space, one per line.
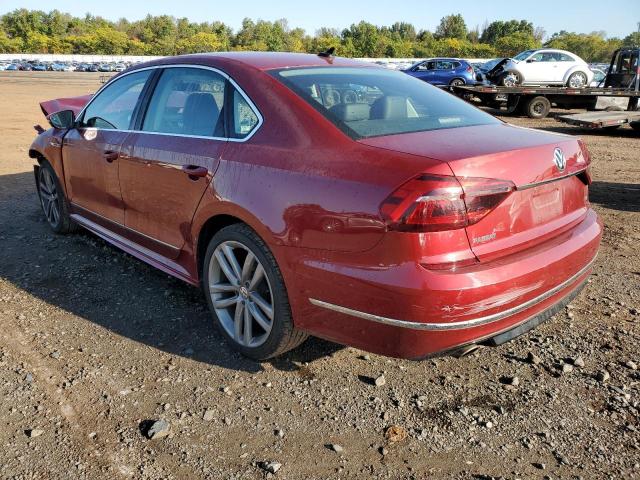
577, 139, 592, 185
466, 65, 473, 74
380, 174, 514, 232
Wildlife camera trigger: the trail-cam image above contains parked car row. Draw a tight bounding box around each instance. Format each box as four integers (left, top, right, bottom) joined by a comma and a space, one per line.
0, 59, 138, 72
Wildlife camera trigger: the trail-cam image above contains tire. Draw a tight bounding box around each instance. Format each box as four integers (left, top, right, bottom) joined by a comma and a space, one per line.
630, 121, 640, 132
566, 71, 588, 88
524, 96, 551, 119
202, 223, 308, 360
36, 160, 78, 234
449, 78, 465, 87
500, 72, 520, 87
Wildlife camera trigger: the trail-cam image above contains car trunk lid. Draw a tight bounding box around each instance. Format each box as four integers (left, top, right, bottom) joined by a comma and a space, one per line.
360, 123, 591, 262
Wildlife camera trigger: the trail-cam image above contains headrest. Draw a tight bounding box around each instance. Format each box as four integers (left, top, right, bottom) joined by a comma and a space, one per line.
330, 103, 371, 122
370, 96, 407, 120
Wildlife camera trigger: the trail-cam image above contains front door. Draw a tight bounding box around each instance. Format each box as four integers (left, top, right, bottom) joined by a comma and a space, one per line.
118, 67, 229, 255
62, 69, 153, 224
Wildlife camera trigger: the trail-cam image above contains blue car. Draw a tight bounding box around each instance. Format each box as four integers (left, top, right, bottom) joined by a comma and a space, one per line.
402, 58, 478, 86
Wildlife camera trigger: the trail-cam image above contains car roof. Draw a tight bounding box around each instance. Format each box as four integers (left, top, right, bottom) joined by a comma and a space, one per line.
531, 49, 575, 55
139, 52, 375, 71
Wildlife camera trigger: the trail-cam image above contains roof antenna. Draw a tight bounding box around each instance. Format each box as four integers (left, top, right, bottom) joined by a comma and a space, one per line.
318, 47, 335, 58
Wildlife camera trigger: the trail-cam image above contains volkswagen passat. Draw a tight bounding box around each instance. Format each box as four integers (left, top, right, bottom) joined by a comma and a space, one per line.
30, 52, 602, 360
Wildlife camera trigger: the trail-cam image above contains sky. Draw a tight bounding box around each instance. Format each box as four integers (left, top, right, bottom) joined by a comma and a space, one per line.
1, 0, 638, 39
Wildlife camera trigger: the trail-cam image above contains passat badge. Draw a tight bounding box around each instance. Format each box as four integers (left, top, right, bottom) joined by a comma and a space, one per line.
553, 147, 566, 171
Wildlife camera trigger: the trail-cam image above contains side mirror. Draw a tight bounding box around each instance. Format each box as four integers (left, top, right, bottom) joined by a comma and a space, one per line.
47, 110, 75, 129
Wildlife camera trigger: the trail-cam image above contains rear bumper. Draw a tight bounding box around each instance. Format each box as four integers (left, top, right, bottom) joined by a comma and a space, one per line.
286, 209, 602, 359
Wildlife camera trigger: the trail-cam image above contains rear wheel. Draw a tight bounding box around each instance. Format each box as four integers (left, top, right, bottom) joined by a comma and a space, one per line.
202, 224, 307, 360
36, 160, 77, 234
524, 96, 551, 119
566, 71, 588, 88
449, 78, 465, 87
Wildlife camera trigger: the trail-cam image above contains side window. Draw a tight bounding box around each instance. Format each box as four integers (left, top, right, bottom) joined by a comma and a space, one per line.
415, 62, 429, 71
231, 88, 260, 138
559, 54, 574, 62
82, 70, 151, 130
142, 67, 226, 137
530, 53, 544, 62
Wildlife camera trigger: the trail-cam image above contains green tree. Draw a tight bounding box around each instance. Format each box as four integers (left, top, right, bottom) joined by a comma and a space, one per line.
23, 31, 50, 53
434, 14, 467, 40
480, 20, 533, 44
545, 31, 621, 62
495, 32, 539, 57
1, 8, 48, 40
342, 21, 380, 57
0, 30, 23, 52
176, 32, 222, 54
623, 31, 640, 47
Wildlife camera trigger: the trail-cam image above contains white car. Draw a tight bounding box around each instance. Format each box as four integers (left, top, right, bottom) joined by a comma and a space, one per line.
499, 49, 593, 88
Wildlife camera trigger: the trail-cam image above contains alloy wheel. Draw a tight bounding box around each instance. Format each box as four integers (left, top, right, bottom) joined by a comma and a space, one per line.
502, 73, 519, 87
568, 72, 587, 88
208, 240, 274, 348
39, 168, 60, 227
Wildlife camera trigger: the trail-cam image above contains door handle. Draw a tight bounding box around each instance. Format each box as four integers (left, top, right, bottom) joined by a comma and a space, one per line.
182, 165, 208, 179
102, 150, 119, 162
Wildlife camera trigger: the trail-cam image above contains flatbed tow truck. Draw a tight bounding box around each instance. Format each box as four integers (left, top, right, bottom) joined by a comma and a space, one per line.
452, 47, 640, 133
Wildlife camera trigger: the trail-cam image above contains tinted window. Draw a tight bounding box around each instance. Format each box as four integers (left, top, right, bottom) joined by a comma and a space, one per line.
231, 89, 259, 138
142, 67, 226, 137
436, 61, 455, 70
82, 70, 151, 130
275, 67, 499, 139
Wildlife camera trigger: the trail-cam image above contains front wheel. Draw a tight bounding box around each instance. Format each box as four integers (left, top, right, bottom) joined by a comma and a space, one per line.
202, 224, 308, 360
500, 72, 520, 87
567, 72, 588, 88
36, 160, 77, 234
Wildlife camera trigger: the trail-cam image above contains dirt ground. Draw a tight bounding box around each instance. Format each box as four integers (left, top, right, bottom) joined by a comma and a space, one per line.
0, 72, 638, 480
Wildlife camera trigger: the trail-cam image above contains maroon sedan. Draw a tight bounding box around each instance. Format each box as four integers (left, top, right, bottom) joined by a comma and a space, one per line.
30, 52, 602, 360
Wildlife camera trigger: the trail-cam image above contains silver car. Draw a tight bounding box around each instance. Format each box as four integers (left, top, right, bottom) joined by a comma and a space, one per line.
499, 49, 594, 88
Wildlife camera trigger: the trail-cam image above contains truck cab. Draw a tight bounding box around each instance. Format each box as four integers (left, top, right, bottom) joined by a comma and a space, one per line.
604, 47, 640, 90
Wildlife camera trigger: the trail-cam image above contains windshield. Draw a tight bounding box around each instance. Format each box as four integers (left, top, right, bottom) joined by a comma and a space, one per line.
513, 50, 536, 61
273, 67, 499, 139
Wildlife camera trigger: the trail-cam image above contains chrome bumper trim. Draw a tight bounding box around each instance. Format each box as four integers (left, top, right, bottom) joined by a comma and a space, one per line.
517, 169, 584, 191
309, 257, 595, 331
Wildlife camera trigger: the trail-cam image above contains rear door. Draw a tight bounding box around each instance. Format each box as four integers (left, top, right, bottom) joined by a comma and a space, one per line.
433, 60, 454, 85
118, 66, 230, 257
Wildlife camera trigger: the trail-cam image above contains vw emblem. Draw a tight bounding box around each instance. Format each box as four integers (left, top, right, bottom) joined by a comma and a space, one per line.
553, 147, 566, 171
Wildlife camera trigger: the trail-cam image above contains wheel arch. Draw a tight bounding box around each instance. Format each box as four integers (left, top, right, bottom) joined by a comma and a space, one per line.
195, 213, 245, 279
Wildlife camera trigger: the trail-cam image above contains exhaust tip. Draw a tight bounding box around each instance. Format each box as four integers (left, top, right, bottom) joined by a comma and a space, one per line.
450, 344, 483, 358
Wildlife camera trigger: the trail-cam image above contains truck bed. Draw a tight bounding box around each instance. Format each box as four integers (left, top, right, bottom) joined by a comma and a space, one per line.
556, 111, 640, 128
454, 85, 640, 97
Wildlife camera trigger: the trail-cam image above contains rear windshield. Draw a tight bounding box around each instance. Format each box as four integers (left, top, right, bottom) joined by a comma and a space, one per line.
273, 67, 498, 139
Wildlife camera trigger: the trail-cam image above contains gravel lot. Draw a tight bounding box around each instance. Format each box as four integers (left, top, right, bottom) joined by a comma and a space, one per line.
0, 72, 638, 479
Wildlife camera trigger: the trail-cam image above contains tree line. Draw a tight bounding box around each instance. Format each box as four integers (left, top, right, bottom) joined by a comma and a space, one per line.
1, 9, 638, 61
